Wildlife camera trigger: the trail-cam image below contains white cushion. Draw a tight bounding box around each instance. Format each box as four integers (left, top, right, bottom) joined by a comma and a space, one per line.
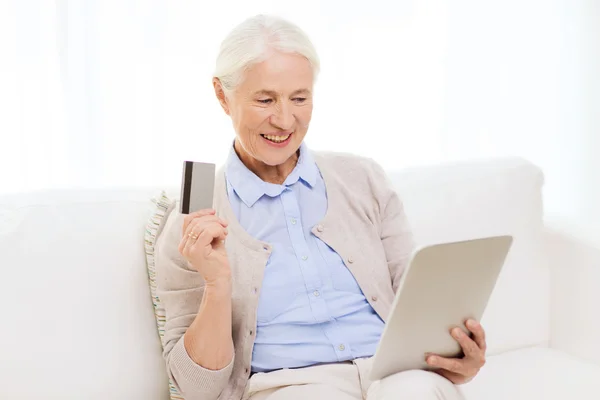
388, 157, 549, 355
461, 347, 600, 399
0, 189, 170, 399
545, 223, 600, 366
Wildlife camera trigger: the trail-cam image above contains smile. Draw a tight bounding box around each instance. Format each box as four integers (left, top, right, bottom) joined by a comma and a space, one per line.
260, 134, 292, 143
260, 133, 292, 143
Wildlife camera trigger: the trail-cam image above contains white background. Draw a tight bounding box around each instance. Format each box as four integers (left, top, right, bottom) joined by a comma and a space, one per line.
0, 0, 598, 237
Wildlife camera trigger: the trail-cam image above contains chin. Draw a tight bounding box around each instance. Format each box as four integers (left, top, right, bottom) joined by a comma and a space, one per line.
261, 151, 296, 167
249, 133, 304, 166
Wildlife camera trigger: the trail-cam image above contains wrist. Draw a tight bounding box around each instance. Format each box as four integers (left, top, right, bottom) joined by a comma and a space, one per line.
205, 275, 232, 293
201, 277, 232, 312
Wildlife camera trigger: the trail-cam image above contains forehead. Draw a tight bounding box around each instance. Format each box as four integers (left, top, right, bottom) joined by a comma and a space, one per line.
240, 51, 314, 93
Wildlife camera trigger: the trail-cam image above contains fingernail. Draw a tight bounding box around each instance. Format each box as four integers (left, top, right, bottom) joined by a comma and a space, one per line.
467, 320, 478, 328
429, 356, 437, 363
453, 328, 463, 337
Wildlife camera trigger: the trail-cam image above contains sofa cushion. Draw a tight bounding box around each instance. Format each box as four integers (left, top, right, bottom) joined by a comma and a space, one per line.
0, 189, 171, 399
388, 157, 549, 355
460, 347, 600, 399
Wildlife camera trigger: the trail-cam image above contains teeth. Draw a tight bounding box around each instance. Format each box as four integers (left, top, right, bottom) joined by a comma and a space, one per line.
263, 134, 290, 143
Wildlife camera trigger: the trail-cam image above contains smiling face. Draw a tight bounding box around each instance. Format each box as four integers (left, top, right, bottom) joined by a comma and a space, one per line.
214, 51, 314, 170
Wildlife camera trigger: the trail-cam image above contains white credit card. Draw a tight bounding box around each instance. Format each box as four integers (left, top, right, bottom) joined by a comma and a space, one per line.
179, 161, 216, 214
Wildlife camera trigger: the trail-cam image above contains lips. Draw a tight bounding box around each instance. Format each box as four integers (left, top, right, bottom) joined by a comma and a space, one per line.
260, 132, 292, 143
259, 132, 294, 148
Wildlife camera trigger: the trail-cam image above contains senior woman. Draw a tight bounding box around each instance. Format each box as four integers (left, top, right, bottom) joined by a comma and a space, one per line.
155, 14, 486, 400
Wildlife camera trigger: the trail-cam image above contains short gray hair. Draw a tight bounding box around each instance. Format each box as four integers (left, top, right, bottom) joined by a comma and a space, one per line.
213, 14, 320, 93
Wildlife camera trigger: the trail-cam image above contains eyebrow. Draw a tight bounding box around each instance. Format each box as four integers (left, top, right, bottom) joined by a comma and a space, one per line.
253, 89, 312, 97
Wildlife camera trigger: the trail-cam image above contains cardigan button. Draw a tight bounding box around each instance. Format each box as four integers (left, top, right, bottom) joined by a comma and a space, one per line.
348, 257, 355, 264
371, 295, 378, 302
316, 225, 324, 232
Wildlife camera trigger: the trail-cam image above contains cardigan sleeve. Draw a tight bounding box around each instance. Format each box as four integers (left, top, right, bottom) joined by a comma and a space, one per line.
154, 203, 234, 400
368, 160, 417, 293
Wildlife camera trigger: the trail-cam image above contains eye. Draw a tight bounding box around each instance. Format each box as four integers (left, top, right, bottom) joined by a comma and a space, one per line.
292, 97, 306, 103
257, 99, 273, 104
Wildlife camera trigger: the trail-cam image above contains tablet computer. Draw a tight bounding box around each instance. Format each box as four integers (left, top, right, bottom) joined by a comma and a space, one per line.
369, 235, 513, 381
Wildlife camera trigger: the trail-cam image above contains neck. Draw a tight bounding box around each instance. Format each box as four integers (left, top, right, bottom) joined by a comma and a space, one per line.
234, 140, 299, 185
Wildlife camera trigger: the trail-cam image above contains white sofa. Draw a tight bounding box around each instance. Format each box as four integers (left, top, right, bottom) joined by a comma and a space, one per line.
1, 157, 599, 399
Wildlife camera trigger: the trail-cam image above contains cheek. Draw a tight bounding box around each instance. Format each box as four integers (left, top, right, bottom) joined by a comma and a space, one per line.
233, 107, 263, 136
234, 108, 270, 150
240, 107, 270, 130
296, 106, 313, 129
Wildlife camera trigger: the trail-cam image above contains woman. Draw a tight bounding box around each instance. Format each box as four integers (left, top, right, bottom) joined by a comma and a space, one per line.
155, 14, 486, 400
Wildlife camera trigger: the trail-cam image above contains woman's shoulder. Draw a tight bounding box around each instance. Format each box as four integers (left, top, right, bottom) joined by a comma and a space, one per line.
311, 150, 389, 186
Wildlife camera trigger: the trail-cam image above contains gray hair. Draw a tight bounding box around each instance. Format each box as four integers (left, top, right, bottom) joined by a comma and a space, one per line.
213, 14, 320, 94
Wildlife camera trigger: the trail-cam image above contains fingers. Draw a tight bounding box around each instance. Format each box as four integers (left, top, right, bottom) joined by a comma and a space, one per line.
195, 224, 227, 249
425, 321, 487, 383
184, 215, 228, 238
182, 209, 228, 235
465, 319, 487, 352
451, 327, 480, 359
182, 209, 228, 234
181, 223, 227, 257
179, 213, 228, 257
435, 369, 472, 385
427, 351, 483, 382
426, 355, 466, 374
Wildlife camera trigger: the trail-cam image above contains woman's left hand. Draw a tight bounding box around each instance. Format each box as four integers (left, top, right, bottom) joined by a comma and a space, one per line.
425, 319, 487, 384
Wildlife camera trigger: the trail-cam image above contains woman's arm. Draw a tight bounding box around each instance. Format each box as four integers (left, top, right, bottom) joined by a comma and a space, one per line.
155, 205, 234, 400
184, 278, 234, 370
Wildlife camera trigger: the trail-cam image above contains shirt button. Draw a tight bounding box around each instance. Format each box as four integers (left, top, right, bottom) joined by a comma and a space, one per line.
348, 257, 355, 264
313, 290, 320, 297
317, 225, 324, 232
371, 295, 378, 302
302, 255, 308, 261
338, 344, 346, 351
291, 218, 297, 225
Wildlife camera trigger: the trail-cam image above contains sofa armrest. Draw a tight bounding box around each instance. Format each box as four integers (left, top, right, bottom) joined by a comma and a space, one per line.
545, 219, 600, 366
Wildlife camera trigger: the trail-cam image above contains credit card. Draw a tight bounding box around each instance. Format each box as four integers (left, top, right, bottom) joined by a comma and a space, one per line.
179, 161, 216, 214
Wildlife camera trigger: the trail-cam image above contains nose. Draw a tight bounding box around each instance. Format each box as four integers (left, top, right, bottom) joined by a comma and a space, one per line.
270, 101, 295, 130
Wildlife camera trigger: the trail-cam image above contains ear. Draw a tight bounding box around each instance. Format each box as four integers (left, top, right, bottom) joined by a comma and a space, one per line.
213, 78, 231, 115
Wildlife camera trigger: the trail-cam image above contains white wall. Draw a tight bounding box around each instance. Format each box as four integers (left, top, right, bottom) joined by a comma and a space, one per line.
581, 0, 600, 241
1, 0, 597, 240
433, 0, 598, 241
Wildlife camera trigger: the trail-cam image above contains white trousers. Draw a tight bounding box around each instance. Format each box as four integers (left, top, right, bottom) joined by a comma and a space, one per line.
244, 357, 465, 400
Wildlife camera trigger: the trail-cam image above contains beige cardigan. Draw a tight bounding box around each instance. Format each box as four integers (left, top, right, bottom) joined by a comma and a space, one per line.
154, 151, 415, 400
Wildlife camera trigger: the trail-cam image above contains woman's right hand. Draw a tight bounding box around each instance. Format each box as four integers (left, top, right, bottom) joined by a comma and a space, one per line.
179, 209, 231, 285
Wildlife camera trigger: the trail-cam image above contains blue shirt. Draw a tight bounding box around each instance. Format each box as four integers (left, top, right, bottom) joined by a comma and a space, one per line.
225, 143, 385, 373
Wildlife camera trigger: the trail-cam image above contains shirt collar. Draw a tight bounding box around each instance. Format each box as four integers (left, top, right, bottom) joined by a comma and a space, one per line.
225, 141, 319, 208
